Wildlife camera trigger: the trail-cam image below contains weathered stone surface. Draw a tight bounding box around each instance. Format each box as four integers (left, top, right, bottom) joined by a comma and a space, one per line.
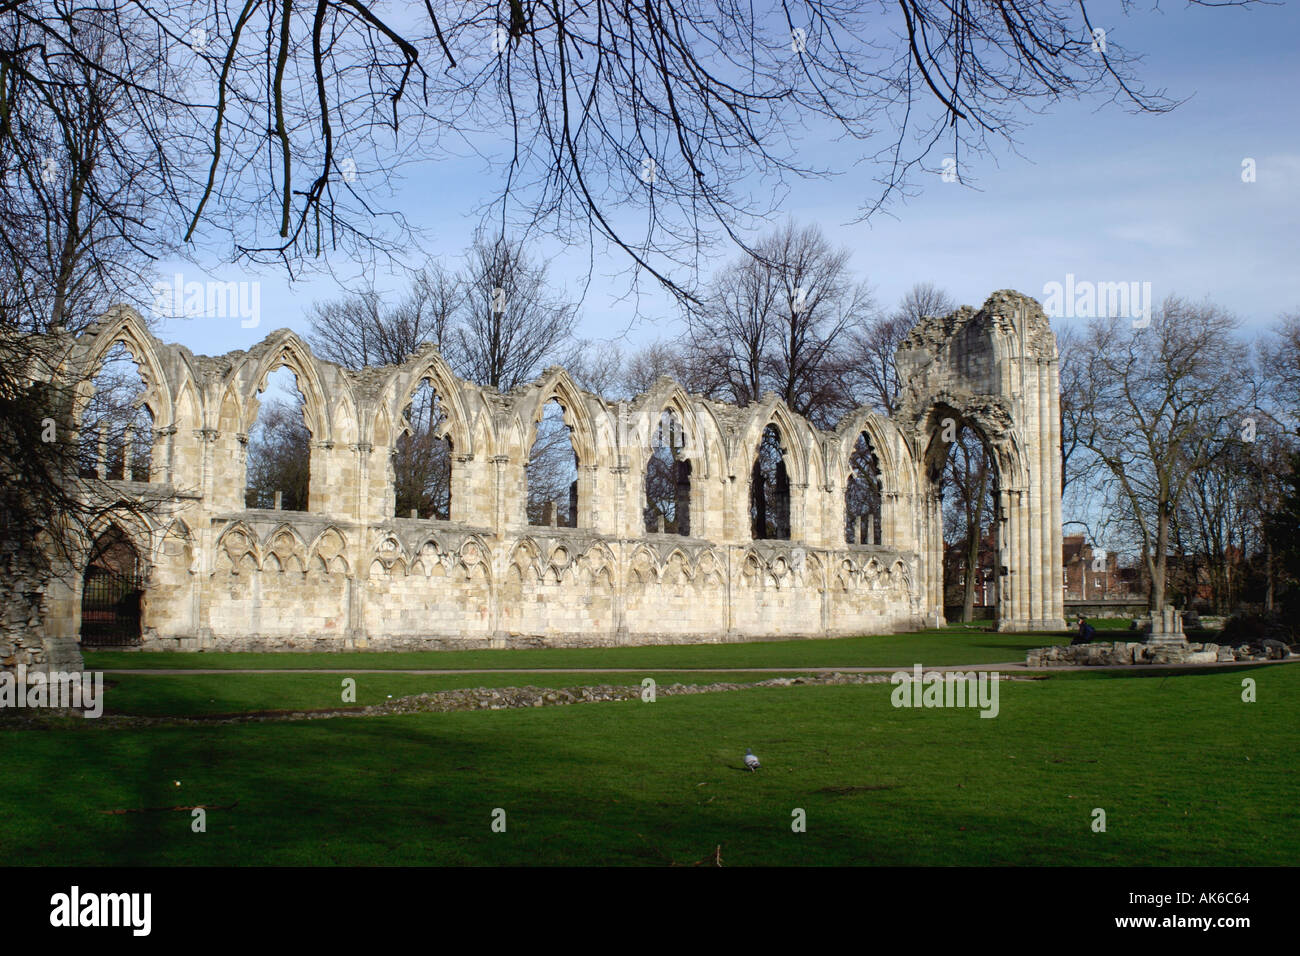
14, 291, 1066, 660
1262, 639, 1291, 660
0, 540, 74, 675
1146, 604, 1189, 646
1027, 639, 1294, 667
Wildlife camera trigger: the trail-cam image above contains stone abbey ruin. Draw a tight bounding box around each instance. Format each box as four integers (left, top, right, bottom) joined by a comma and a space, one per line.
19, 289, 1065, 659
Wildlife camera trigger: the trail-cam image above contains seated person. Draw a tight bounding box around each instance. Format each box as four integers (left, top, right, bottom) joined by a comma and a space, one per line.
1071, 617, 1097, 644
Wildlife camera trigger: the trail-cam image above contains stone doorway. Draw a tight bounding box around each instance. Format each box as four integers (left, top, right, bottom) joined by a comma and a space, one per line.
80, 527, 144, 647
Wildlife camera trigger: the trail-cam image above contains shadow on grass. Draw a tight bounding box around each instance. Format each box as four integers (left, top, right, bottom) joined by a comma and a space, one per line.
7, 670, 1298, 866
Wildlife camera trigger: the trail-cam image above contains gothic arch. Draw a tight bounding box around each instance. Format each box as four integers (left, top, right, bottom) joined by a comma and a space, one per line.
215, 521, 262, 572
456, 534, 493, 576
522, 368, 599, 466
72, 307, 176, 428
913, 396, 1027, 492
633, 380, 712, 469
380, 349, 474, 456
895, 290, 1063, 633
216, 384, 242, 433
83, 511, 157, 567
236, 331, 335, 440
833, 409, 911, 496
733, 398, 810, 487
307, 526, 349, 575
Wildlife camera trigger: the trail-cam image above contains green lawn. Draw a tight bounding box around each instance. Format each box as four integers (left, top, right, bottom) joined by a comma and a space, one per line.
85, 625, 1052, 672
2, 660, 1294, 866
92, 671, 802, 718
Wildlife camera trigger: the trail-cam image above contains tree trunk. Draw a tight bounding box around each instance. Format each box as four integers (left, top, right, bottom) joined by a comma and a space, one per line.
961, 536, 978, 622
1265, 534, 1275, 612
961, 465, 989, 623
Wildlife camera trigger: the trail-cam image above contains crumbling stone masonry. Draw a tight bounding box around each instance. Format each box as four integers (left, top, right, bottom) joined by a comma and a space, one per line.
28, 289, 1065, 653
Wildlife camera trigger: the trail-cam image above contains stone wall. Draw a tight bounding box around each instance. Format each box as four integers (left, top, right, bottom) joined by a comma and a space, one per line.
0, 545, 50, 669
24, 289, 1065, 653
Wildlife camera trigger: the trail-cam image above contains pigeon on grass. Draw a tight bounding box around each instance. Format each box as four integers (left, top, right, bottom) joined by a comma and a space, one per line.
744, 748, 760, 772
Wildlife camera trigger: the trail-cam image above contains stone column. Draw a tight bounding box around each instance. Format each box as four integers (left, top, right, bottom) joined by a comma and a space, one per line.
1047, 359, 1066, 628
156, 424, 177, 484
196, 427, 218, 505
996, 488, 1011, 625
928, 488, 945, 625
1017, 488, 1031, 630
1033, 358, 1051, 627
882, 491, 900, 549
1027, 483, 1043, 626
307, 439, 335, 512
352, 442, 372, 520
490, 454, 511, 534
611, 464, 630, 539
580, 463, 600, 530
790, 482, 809, 544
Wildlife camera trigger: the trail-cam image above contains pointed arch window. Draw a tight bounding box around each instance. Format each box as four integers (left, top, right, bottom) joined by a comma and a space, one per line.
79, 342, 155, 481
394, 378, 452, 519
527, 398, 579, 527
845, 431, 882, 545
245, 365, 311, 511
751, 424, 790, 540
645, 409, 691, 535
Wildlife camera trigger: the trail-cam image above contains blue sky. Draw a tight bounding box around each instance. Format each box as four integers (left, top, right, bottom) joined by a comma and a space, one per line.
153, 1, 1300, 358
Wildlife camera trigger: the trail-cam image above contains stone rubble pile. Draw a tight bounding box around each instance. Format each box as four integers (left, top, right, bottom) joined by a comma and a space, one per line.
1026, 640, 1295, 667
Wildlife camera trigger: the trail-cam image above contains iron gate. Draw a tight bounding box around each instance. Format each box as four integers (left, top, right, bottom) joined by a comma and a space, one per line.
80, 565, 144, 646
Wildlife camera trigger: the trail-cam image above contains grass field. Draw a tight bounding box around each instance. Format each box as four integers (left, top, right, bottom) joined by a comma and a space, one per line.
84, 624, 1056, 672
2, 629, 1295, 866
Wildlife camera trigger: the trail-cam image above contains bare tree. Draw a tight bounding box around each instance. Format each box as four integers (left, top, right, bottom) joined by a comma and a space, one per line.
0, 11, 177, 668
622, 340, 721, 397
76, 344, 155, 482
0, 7, 174, 332
1074, 297, 1256, 614
526, 400, 579, 526
846, 282, 955, 415
644, 410, 690, 534
0, 1, 1257, 296
689, 252, 777, 408
1263, 310, 1300, 428
689, 221, 871, 426
1264, 444, 1300, 620
1254, 311, 1300, 610
564, 340, 625, 398
941, 430, 997, 622
310, 236, 577, 388
393, 383, 452, 520
309, 263, 459, 370
244, 395, 312, 512
761, 222, 876, 427
896, 282, 958, 330
1056, 322, 1096, 498
452, 233, 579, 391
1170, 436, 1275, 614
